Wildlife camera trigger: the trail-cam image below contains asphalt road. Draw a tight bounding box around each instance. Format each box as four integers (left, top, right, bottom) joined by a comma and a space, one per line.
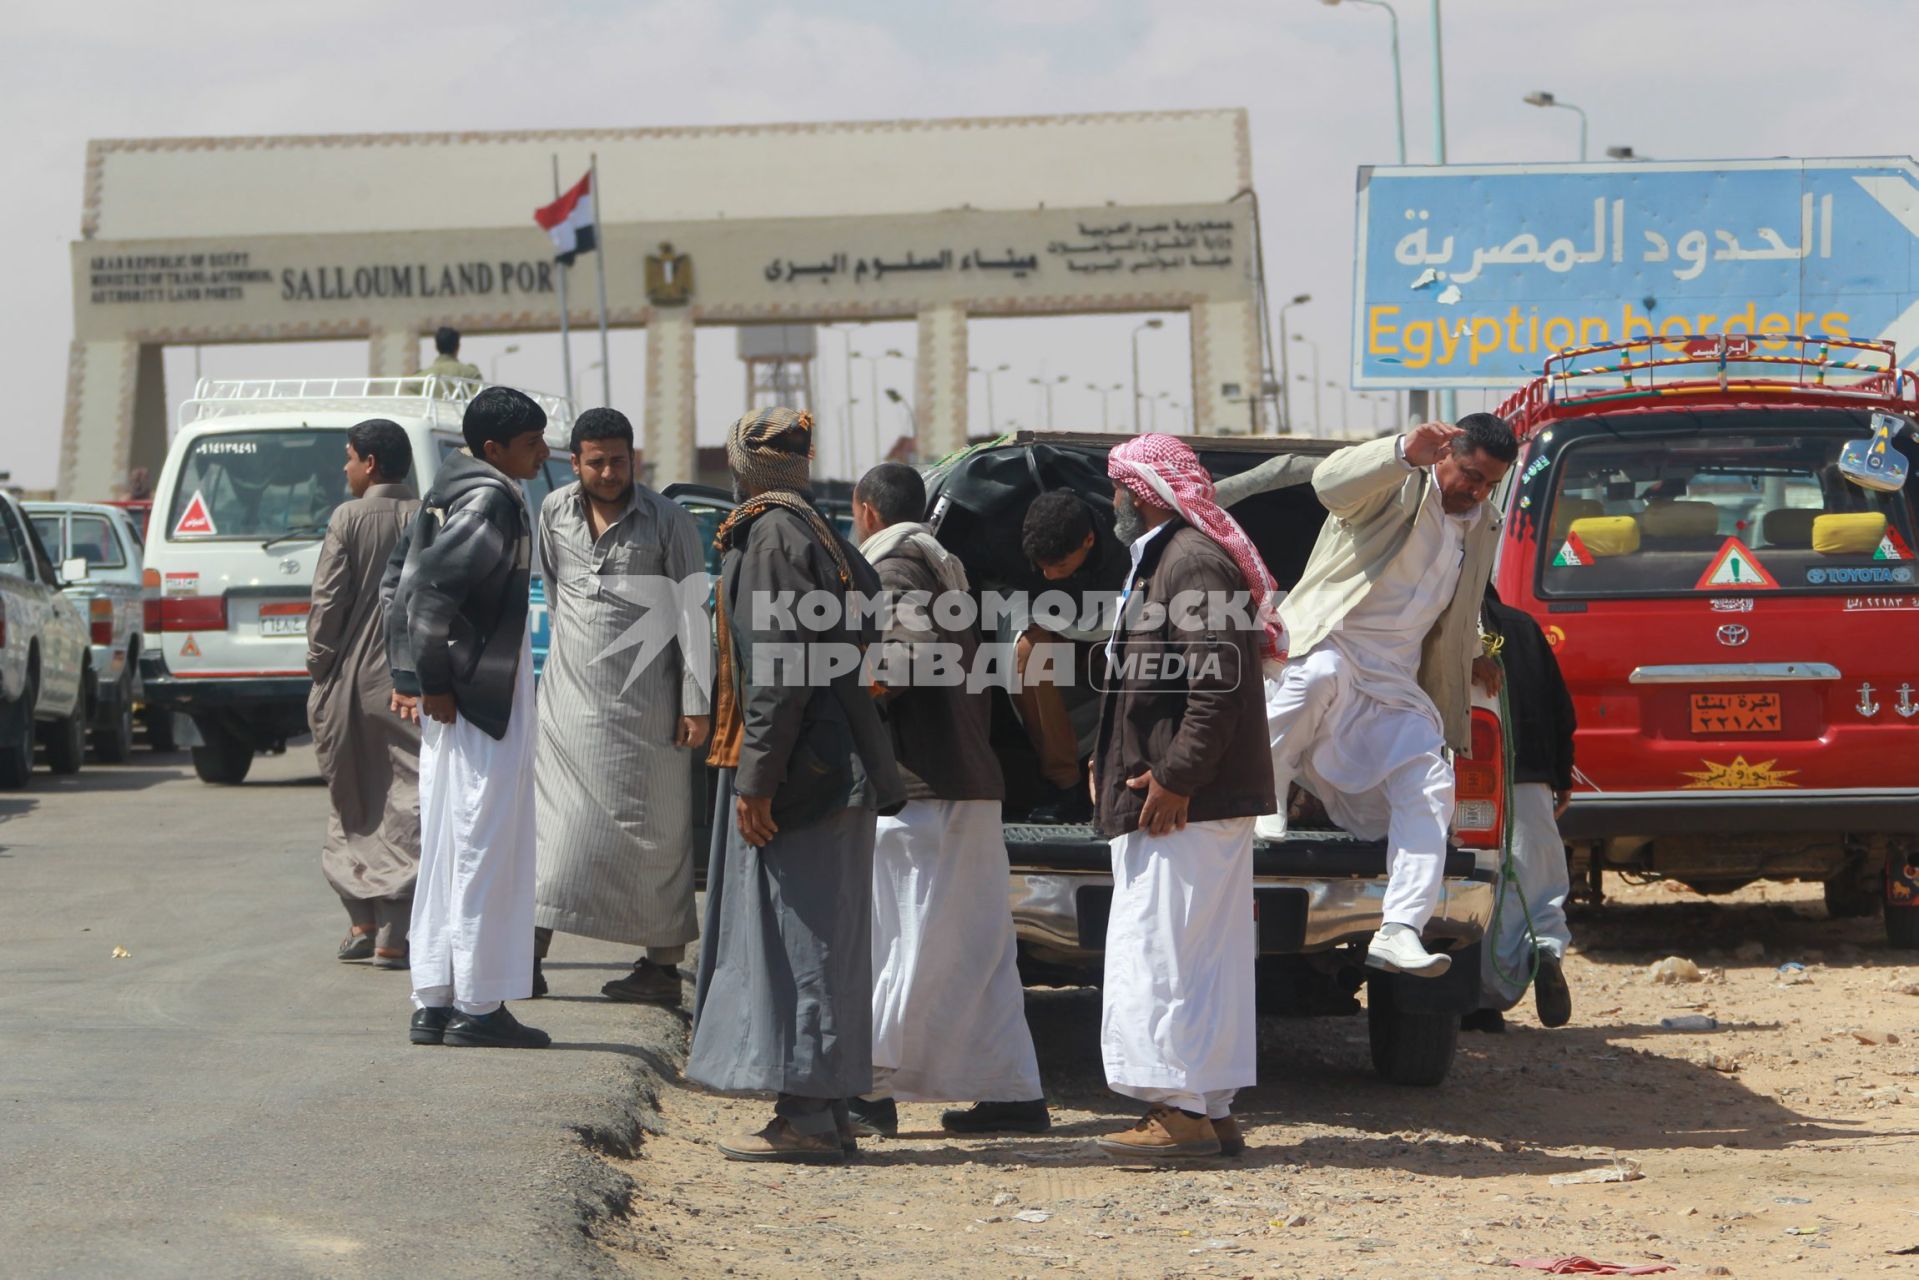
0, 745, 683, 1280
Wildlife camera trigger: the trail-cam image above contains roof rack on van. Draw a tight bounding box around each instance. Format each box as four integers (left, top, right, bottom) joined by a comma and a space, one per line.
177, 376, 575, 433
1495, 334, 1919, 436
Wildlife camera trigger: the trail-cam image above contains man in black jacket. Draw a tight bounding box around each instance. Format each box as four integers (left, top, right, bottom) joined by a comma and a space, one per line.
386, 386, 552, 1050
1466, 593, 1576, 1032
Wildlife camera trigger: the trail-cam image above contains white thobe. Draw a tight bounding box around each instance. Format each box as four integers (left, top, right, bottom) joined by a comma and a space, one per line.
1480, 782, 1574, 1009
410, 629, 538, 1014
869, 799, 1043, 1102
1260, 479, 1479, 932
1101, 817, 1257, 1120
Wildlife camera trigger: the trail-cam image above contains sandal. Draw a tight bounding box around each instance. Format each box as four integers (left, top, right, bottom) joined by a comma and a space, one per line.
337, 933, 376, 962
371, 949, 409, 970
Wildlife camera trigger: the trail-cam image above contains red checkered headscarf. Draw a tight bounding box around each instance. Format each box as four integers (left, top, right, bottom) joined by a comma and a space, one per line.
1107, 433, 1281, 659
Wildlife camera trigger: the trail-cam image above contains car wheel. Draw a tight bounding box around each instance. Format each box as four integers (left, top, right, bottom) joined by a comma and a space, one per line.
0, 672, 35, 790
43, 670, 89, 776
92, 673, 135, 764
143, 708, 179, 752
189, 717, 253, 785
1366, 972, 1459, 1087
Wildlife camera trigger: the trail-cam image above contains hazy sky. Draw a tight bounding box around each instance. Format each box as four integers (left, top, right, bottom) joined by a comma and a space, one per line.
5, 0, 1915, 490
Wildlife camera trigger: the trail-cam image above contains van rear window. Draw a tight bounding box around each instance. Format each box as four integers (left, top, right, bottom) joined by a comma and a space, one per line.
166, 430, 349, 540
1538, 427, 1918, 598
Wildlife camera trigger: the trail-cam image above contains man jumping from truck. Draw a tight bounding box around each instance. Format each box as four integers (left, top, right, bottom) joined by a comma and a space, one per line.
1261, 415, 1517, 978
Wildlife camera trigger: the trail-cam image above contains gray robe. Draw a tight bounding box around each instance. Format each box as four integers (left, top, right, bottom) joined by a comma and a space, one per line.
688, 503, 903, 1100
533, 482, 708, 947
307, 483, 422, 908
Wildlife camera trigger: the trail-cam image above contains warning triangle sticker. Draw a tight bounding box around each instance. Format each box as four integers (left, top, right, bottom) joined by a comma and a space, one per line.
178, 635, 201, 658
173, 491, 216, 537
1875, 527, 1914, 561
1694, 536, 1780, 590
1552, 531, 1593, 567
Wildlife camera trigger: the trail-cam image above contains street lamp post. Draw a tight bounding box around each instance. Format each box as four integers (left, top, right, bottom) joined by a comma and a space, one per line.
489, 342, 521, 384
1320, 0, 1406, 165
1131, 318, 1164, 433
1087, 382, 1124, 431
1029, 374, 1068, 429
824, 324, 861, 478
1291, 334, 1322, 433
1277, 293, 1311, 431
970, 362, 1010, 436
1523, 90, 1589, 161
883, 387, 919, 457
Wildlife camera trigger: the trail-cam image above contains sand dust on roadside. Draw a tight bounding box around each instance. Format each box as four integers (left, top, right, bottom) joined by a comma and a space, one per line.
605, 879, 1919, 1279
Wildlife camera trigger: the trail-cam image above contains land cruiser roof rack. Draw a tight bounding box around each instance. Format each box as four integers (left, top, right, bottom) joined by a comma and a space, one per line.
177, 376, 575, 433
1495, 334, 1919, 436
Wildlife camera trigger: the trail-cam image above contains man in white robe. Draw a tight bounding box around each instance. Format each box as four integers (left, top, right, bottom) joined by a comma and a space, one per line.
1261, 416, 1516, 977
385, 387, 553, 1050
844, 463, 1048, 1139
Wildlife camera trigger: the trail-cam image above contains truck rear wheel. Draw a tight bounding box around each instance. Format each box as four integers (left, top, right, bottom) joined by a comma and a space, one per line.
0, 672, 36, 790
92, 672, 135, 764
1366, 973, 1459, 1087
1824, 872, 1881, 920
42, 670, 88, 776
190, 718, 253, 785
143, 708, 179, 752
1886, 856, 1919, 950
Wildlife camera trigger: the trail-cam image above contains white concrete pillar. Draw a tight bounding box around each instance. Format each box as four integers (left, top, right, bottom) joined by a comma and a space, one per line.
368, 329, 419, 379
1189, 298, 1265, 435
644, 312, 697, 487
915, 304, 968, 463
59, 338, 162, 501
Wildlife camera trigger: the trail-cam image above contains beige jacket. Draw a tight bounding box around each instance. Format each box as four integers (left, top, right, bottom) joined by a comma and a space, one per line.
1277, 435, 1500, 751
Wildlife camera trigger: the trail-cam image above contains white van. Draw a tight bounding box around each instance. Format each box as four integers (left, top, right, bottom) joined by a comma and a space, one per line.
141, 376, 572, 784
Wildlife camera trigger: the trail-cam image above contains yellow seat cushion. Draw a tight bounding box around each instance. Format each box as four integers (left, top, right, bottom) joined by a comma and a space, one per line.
1812, 511, 1888, 555
1551, 497, 1603, 541
1761, 508, 1818, 548
1639, 499, 1720, 540
1567, 515, 1641, 557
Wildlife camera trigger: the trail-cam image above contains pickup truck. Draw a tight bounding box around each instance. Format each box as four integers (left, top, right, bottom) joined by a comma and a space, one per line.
25, 501, 148, 761
0, 490, 92, 787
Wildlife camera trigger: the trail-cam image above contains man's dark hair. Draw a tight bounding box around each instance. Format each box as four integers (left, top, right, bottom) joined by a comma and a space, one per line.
347, 418, 413, 482
570, 407, 634, 455
1021, 489, 1095, 567
434, 326, 461, 355
854, 462, 926, 527
462, 385, 546, 454
1453, 412, 1518, 465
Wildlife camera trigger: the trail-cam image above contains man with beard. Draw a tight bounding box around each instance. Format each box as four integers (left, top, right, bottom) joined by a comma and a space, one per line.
308, 419, 421, 968
1092, 434, 1278, 1160
687, 408, 905, 1163
532, 408, 711, 1005
847, 462, 1048, 1140
1260, 415, 1516, 978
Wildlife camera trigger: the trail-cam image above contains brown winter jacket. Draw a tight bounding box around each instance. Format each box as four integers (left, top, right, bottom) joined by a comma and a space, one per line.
1091, 521, 1276, 838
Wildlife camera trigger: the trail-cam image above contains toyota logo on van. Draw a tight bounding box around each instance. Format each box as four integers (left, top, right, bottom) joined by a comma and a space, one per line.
1716, 623, 1750, 647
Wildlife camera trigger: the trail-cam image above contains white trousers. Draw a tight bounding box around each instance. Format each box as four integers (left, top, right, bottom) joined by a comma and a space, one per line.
1101, 817, 1257, 1118
1258, 652, 1453, 931
869, 799, 1043, 1102
411, 641, 538, 1015
1480, 782, 1574, 1009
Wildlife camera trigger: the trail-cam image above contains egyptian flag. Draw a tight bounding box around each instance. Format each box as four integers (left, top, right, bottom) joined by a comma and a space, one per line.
534, 171, 596, 264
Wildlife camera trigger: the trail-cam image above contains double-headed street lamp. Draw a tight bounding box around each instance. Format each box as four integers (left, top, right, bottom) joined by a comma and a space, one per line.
1291, 333, 1322, 434
1320, 0, 1406, 165
1278, 293, 1311, 431
969, 363, 1010, 436
1523, 90, 1588, 161
1131, 318, 1164, 432
1087, 382, 1124, 431
1029, 374, 1069, 430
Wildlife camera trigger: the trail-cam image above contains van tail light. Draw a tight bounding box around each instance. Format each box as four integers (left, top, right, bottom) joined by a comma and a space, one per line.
145, 596, 228, 634
89, 597, 114, 646
143, 598, 162, 633
1452, 706, 1507, 851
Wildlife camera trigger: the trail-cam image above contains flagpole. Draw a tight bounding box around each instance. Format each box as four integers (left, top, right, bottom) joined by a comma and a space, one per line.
590, 152, 613, 409
551, 154, 575, 406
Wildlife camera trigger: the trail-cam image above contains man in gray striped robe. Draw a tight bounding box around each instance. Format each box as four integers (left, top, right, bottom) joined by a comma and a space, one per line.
533, 408, 711, 1005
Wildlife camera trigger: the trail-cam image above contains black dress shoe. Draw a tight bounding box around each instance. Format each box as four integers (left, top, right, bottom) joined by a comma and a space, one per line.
601, 960, 682, 1006
338, 934, 375, 962
1533, 952, 1573, 1028
1460, 1008, 1507, 1034
940, 1099, 1052, 1134
443, 1005, 551, 1049
1024, 785, 1092, 825
845, 1095, 897, 1138
410, 1006, 453, 1045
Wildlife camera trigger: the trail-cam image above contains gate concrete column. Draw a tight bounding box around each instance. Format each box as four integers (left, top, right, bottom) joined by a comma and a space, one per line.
59, 339, 166, 500
368, 329, 418, 379
914, 303, 967, 463
1189, 297, 1264, 435
645, 312, 697, 487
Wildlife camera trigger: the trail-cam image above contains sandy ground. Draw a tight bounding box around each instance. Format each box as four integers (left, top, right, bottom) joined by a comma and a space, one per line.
604, 878, 1919, 1279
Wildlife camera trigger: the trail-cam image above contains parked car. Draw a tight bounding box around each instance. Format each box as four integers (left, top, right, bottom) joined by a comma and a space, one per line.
25, 501, 149, 760
0, 490, 92, 787
1493, 334, 1919, 948
140, 376, 572, 785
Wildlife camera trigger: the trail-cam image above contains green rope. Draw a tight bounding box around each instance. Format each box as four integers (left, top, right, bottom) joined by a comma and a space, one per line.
1485, 652, 1545, 993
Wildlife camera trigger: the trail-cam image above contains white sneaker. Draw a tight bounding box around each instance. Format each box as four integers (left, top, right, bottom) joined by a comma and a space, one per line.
1366, 925, 1451, 977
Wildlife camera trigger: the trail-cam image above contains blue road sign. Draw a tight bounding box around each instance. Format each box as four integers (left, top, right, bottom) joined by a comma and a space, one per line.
1351, 157, 1919, 388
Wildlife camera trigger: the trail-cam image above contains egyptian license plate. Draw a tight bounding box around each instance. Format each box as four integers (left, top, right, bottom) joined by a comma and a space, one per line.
1690, 691, 1781, 734
259, 612, 309, 637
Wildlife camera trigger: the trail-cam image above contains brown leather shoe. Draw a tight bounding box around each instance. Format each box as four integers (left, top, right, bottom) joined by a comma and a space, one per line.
601, 960, 682, 1006
717, 1118, 844, 1164
1096, 1106, 1221, 1159
1212, 1114, 1246, 1157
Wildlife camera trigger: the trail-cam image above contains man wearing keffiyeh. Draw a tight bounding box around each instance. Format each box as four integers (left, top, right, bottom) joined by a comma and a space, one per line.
1089, 434, 1277, 1160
